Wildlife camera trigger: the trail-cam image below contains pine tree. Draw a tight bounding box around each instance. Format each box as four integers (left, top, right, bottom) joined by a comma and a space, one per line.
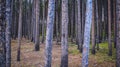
61, 0, 68, 67
35, 0, 40, 51
44, 0, 55, 67
77, 0, 82, 52
0, 0, 6, 66
5, 0, 12, 66
108, 0, 112, 56
116, 0, 120, 66
17, 0, 22, 61
82, 0, 93, 67
91, 0, 96, 54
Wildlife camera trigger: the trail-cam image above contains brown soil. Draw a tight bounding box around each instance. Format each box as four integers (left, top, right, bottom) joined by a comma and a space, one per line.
11, 39, 115, 67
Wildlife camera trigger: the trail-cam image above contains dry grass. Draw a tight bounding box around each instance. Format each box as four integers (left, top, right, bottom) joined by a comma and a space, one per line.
11, 40, 115, 67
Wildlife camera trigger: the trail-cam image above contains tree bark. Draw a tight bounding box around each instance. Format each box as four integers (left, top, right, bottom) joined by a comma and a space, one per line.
116, 0, 120, 66
17, 0, 22, 61
81, 0, 86, 47
44, 0, 55, 67
0, 0, 6, 66
96, 0, 99, 50
108, 0, 112, 56
55, 0, 59, 44
5, 0, 12, 66
61, 0, 68, 67
35, 0, 40, 51
75, 0, 78, 48
91, 0, 96, 54
82, 0, 93, 67
77, 0, 82, 52
113, 0, 116, 48
42, 0, 45, 43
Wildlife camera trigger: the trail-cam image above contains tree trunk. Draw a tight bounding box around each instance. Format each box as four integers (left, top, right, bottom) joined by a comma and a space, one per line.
42, 0, 45, 44
17, 0, 22, 61
35, 0, 40, 51
77, 0, 82, 52
116, 0, 120, 66
91, 0, 96, 54
113, 0, 116, 48
81, 0, 86, 47
55, 0, 59, 44
108, 0, 112, 56
70, 0, 75, 43
61, 0, 68, 67
82, 0, 93, 67
32, 0, 36, 43
5, 0, 12, 66
75, 0, 78, 48
0, 0, 6, 66
96, 0, 99, 50
44, 0, 55, 67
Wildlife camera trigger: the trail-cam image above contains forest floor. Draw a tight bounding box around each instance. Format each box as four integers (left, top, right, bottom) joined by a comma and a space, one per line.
11, 39, 116, 67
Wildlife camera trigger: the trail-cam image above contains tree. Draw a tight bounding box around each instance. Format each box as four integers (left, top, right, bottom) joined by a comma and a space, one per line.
17, 0, 22, 61
82, 0, 93, 67
116, 0, 120, 66
108, 0, 112, 56
35, 0, 40, 51
75, 0, 78, 48
70, 0, 75, 43
61, 0, 68, 67
5, 0, 12, 66
113, 0, 116, 48
0, 0, 6, 66
77, 0, 82, 53
32, 0, 36, 43
55, 0, 59, 44
81, 0, 86, 47
91, 0, 96, 54
42, 0, 45, 43
96, 0, 99, 50
44, 0, 55, 67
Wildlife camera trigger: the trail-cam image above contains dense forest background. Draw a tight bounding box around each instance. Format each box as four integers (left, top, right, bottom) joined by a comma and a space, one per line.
0, 0, 120, 67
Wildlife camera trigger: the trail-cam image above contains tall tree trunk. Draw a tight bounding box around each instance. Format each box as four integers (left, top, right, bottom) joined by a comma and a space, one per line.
96, 0, 99, 50
81, 0, 86, 47
77, 0, 82, 52
13, 0, 18, 40
55, 0, 59, 44
35, 0, 40, 51
113, 0, 116, 48
104, 0, 108, 41
91, 0, 96, 54
82, 0, 93, 67
70, 0, 75, 43
75, 0, 78, 47
116, 0, 120, 66
0, 0, 6, 66
42, 0, 45, 43
61, 0, 68, 67
32, 0, 36, 43
44, 0, 55, 67
17, 0, 22, 61
108, 0, 112, 56
31, 0, 35, 42
97, 0, 102, 43
6, 0, 12, 66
